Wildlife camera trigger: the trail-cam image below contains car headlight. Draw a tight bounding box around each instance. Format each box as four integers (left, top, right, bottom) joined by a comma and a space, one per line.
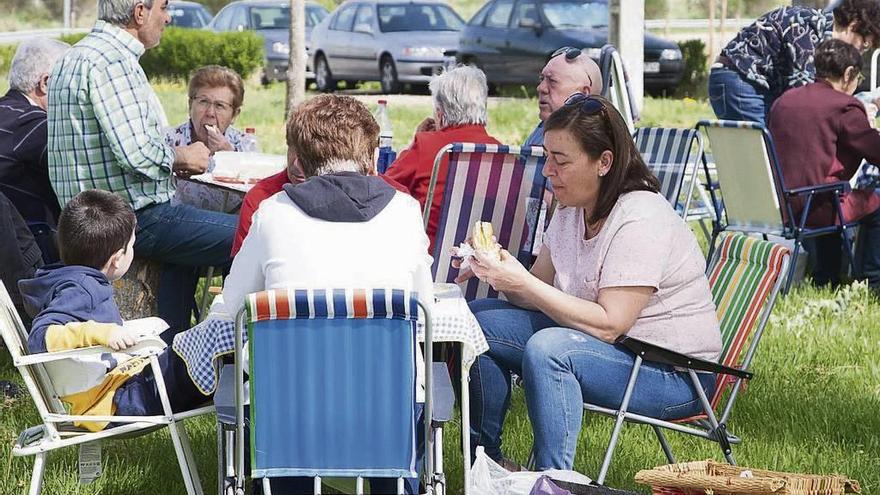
584, 47, 602, 59
402, 46, 444, 57
660, 48, 682, 61
272, 41, 290, 55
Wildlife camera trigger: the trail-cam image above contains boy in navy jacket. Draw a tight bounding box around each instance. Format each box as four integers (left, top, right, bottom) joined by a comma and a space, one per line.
18, 190, 207, 431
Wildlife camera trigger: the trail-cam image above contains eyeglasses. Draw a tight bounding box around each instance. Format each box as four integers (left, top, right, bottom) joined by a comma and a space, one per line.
856, 71, 866, 84
191, 96, 235, 114
550, 46, 594, 90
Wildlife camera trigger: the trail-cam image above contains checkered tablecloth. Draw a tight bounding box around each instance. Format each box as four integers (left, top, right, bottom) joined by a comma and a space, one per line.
172, 285, 488, 395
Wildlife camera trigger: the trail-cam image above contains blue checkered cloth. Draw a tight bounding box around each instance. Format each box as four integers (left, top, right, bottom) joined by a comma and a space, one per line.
172, 318, 244, 395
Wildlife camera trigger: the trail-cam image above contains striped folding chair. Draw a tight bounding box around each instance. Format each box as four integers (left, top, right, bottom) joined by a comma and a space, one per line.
599, 44, 637, 134
698, 119, 858, 291
634, 127, 704, 215
584, 233, 790, 484
228, 288, 447, 495
425, 143, 547, 301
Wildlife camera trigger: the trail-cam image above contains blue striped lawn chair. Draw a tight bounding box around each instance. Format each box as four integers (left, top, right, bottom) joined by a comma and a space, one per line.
425, 143, 547, 301
697, 120, 858, 290
635, 127, 716, 241
600, 44, 637, 134
228, 288, 446, 495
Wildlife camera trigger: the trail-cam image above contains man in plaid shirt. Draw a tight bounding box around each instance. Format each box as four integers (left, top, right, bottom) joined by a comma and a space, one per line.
47, 0, 237, 337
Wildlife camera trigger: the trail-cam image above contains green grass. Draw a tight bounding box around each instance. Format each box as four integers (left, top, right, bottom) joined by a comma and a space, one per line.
2, 82, 879, 494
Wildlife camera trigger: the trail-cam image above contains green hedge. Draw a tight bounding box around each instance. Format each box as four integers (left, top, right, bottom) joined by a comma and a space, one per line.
673, 39, 709, 99
2, 28, 264, 81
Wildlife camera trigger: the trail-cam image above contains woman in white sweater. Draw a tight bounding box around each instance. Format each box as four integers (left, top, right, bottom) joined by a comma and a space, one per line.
218, 94, 432, 495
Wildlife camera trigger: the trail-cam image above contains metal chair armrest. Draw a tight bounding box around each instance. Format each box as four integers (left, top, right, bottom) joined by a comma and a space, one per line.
15, 336, 167, 366
615, 336, 752, 380
786, 181, 851, 197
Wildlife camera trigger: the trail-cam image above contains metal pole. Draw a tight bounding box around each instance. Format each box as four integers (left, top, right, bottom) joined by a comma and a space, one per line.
63, 0, 72, 29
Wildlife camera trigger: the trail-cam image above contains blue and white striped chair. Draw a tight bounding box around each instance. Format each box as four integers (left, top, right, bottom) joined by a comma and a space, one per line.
425, 143, 548, 301
227, 288, 448, 495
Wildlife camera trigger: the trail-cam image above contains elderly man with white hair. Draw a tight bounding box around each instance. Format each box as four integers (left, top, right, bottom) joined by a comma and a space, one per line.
524, 47, 603, 147
0, 38, 69, 261
47, 0, 238, 338
386, 64, 501, 249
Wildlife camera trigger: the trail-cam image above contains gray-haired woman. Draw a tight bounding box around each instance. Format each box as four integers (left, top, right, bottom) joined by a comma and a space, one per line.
385, 65, 502, 248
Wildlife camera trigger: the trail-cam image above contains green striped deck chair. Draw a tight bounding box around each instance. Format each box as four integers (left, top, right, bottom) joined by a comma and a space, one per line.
583, 233, 790, 484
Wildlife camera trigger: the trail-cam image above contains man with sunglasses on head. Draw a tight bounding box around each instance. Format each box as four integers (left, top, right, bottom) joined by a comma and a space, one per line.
48, 0, 238, 339
523, 46, 603, 148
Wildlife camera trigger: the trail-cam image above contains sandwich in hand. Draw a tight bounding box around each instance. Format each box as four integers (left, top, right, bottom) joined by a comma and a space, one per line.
471, 221, 502, 262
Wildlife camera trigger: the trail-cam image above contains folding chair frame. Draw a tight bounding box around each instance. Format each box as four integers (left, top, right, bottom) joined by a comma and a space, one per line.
583, 236, 790, 485
424, 143, 547, 300
0, 281, 212, 495
227, 290, 445, 495
697, 119, 856, 291
599, 44, 636, 134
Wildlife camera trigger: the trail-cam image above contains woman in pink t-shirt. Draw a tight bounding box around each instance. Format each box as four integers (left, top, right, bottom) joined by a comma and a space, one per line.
462, 95, 721, 470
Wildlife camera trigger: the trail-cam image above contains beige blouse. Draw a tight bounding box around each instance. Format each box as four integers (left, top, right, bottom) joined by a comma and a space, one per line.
544, 191, 721, 361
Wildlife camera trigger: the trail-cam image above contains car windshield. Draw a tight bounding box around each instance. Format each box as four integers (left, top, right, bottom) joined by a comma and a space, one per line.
541, 0, 608, 29
250, 5, 328, 30
377, 4, 464, 32
168, 5, 211, 27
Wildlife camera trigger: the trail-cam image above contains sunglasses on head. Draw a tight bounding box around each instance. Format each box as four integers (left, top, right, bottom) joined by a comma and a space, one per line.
551, 46, 595, 89
563, 92, 605, 114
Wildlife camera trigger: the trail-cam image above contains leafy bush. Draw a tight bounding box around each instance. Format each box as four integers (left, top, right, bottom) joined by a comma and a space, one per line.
140, 28, 264, 80
1, 29, 263, 81
673, 39, 708, 99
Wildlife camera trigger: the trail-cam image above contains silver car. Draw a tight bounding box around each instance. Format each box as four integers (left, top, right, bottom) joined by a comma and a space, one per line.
209, 0, 329, 83
310, 0, 464, 93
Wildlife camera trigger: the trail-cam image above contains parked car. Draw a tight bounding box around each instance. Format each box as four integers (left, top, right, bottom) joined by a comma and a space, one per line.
168, 0, 213, 28
310, 0, 465, 93
456, 0, 683, 93
209, 0, 330, 83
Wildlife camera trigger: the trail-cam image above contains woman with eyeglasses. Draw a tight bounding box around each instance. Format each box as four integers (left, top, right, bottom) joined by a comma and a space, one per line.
709, 0, 880, 125
461, 94, 721, 470
769, 39, 880, 289
165, 65, 256, 212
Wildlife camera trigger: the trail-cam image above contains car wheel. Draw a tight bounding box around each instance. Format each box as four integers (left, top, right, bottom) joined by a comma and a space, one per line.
315, 55, 335, 92
380, 56, 401, 94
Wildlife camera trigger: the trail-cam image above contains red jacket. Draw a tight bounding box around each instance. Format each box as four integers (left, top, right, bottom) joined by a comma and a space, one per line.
231, 170, 409, 256
769, 81, 880, 227
385, 125, 501, 252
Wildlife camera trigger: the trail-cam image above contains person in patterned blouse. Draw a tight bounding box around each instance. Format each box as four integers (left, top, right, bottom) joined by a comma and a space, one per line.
165, 65, 257, 213
708, 0, 880, 125
47, 0, 238, 338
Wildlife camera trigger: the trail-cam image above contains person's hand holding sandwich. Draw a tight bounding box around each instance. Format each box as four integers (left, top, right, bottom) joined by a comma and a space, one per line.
453, 221, 532, 293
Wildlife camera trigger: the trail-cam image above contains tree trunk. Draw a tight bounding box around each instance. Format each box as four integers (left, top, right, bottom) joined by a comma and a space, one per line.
111, 258, 161, 321
720, 0, 727, 53
286, 0, 307, 115
708, 0, 716, 62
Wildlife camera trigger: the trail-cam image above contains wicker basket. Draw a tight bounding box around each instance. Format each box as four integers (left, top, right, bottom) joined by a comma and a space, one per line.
634, 460, 861, 495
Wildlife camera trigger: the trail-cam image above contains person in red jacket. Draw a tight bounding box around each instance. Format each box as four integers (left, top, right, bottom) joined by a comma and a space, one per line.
385, 65, 502, 251
769, 39, 880, 288
231, 133, 407, 256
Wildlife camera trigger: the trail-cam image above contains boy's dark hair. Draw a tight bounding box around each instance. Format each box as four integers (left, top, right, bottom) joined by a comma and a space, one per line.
57, 190, 136, 270
834, 0, 880, 51
815, 39, 863, 80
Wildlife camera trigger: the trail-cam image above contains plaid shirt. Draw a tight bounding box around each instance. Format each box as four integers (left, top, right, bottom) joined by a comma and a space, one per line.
47, 20, 176, 210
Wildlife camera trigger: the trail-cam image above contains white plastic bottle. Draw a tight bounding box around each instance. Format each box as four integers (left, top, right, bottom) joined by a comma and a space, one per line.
240, 127, 258, 152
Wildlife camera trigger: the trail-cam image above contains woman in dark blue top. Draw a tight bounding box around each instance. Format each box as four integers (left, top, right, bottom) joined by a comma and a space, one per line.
708, 0, 880, 125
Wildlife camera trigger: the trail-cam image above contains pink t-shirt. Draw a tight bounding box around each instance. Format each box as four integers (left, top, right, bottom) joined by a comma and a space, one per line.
544, 191, 721, 361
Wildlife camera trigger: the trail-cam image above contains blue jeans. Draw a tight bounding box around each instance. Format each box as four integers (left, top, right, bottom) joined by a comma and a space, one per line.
133, 202, 236, 337
468, 299, 715, 469
708, 67, 774, 125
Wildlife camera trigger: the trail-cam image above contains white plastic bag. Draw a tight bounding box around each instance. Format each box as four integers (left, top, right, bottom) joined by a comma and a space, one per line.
468, 447, 593, 495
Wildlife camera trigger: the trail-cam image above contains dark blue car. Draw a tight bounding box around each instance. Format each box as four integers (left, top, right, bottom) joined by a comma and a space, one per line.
455, 0, 683, 92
